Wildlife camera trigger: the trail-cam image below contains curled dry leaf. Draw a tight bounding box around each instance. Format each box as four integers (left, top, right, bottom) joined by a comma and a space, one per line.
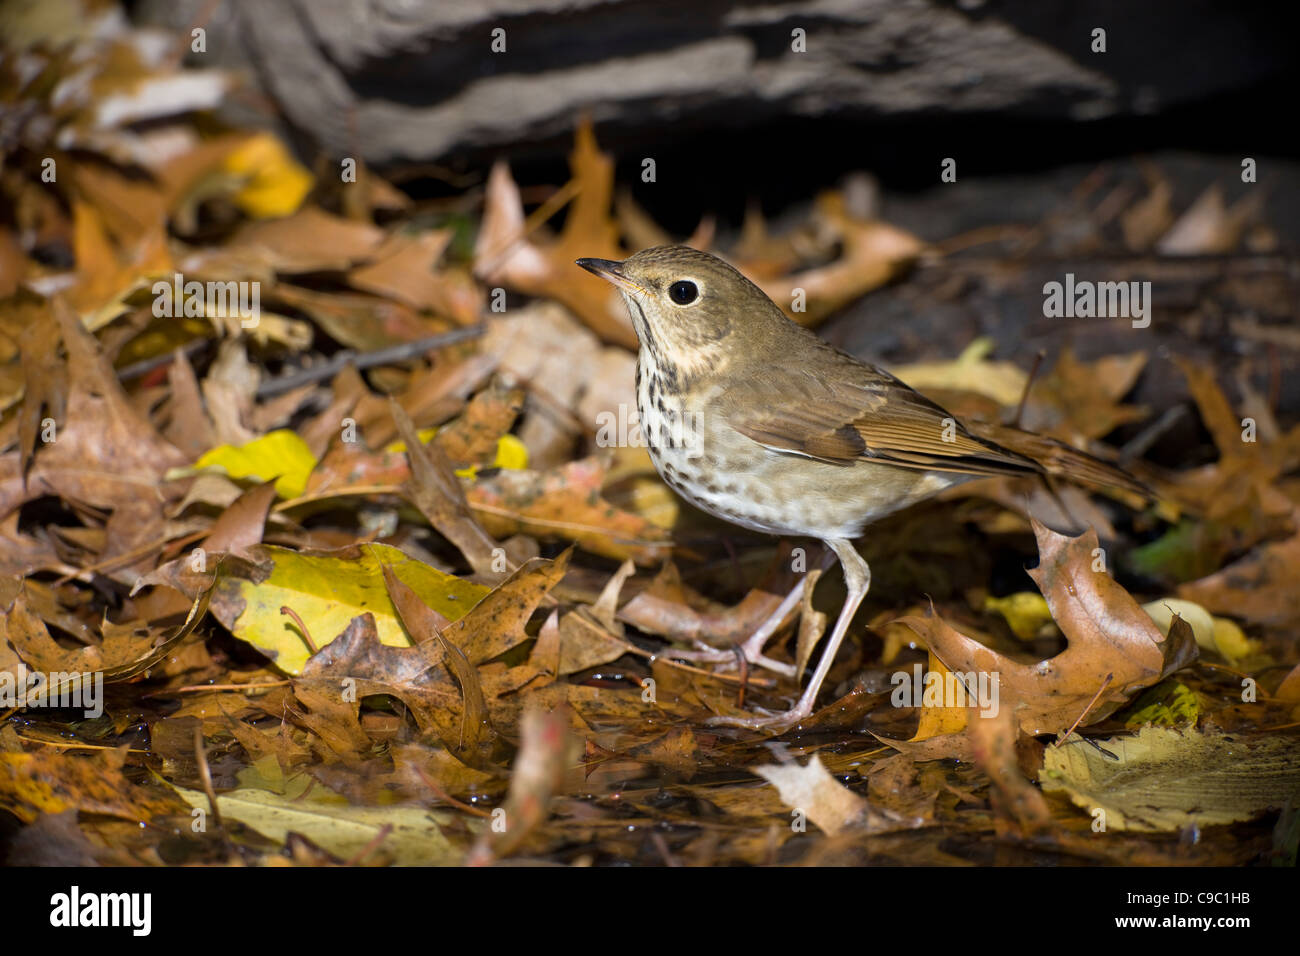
875, 652, 974, 763
467, 457, 671, 564
967, 703, 1051, 832
3, 583, 210, 686
473, 119, 636, 348
898, 519, 1196, 737
529, 606, 630, 678
202, 481, 279, 557
442, 548, 570, 665
4, 302, 187, 575
618, 560, 790, 646
392, 400, 501, 577
299, 612, 482, 765
754, 192, 925, 327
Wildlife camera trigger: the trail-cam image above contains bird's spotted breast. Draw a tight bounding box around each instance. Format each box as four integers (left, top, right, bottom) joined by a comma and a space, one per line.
636, 354, 965, 539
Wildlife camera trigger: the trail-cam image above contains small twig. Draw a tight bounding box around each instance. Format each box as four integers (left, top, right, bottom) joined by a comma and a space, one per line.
116, 339, 208, 382
256, 326, 485, 398
166, 0, 223, 69
1011, 349, 1046, 430
1054, 672, 1113, 749
732, 645, 750, 709
344, 824, 394, 866
193, 724, 225, 833
1118, 405, 1186, 465
173, 681, 291, 694
415, 765, 493, 818
280, 606, 318, 654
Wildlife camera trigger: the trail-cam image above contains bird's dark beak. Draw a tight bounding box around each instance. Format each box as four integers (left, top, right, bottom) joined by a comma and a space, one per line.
575, 257, 647, 295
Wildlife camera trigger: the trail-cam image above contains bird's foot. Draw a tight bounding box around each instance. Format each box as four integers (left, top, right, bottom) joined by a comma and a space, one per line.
661, 645, 796, 678
704, 701, 812, 734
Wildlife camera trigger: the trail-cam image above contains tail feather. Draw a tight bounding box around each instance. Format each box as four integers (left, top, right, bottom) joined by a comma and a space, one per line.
963, 421, 1152, 499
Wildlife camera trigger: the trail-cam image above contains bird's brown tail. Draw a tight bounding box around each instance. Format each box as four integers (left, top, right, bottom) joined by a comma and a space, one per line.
964, 421, 1152, 499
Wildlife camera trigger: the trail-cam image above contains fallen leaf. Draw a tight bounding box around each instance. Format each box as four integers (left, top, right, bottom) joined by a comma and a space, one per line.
226, 207, 384, 274
392, 401, 501, 576
171, 772, 461, 864
467, 705, 573, 864
467, 457, 671, 564
753, 754, 868, 836
200, 542, 488, 675
473, 119, 636, 348
348, 230, 480, 323
1041, 726, 1300, 831
1, 748, 185, 825
898, 520, 1196, 737
222, 132, 314, 219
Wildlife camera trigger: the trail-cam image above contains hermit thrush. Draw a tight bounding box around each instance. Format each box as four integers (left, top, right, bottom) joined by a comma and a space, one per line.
576, 246, 1145, 732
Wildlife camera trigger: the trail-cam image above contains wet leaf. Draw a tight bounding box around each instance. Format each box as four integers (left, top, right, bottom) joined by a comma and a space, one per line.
171, 773, 462, 864
753, 755, 869, 836
1041, 726, 1300, 831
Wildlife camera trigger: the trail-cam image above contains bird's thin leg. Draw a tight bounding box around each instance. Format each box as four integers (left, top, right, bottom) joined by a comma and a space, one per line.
661, 547, 835, 677
707, 538, 870, 733
737, 546, 835, 663
661, 576, 805, 676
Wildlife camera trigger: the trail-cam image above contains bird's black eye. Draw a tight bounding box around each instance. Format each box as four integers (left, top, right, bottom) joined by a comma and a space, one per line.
668, 280, 698, 305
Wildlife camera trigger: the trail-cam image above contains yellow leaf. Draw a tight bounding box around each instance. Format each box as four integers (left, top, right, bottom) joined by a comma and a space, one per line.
224, 133, 314, 219
909, 652, 969, 741
492, 434, 529, 470
170, 776, 463, 864
1123, 680, 1200, 729
1210, 616, 1258, 667
193, 430, 317, 499
385, 429, 528, 477
1141, 597, 1262, 666
983, 591, 1053, 640
210, 543, 490, 675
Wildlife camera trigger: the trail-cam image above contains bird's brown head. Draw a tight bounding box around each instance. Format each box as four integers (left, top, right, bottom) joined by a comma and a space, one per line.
576, 246, 788, 371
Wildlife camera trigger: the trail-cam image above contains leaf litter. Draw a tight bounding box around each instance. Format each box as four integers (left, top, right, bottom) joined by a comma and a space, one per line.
0, 4, 1297, 867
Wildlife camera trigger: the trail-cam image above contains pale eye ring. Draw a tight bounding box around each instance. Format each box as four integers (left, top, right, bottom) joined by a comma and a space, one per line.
668, 280, 699, 305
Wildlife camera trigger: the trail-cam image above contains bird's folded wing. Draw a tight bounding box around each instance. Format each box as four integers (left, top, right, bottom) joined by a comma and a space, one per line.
719, 367, 1038, 478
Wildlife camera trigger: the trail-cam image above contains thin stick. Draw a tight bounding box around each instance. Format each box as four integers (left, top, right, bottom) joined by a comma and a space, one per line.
415, 765, 492, 818
344, 824, 394, 866
193, 724, 225, 833
280, 606, 318, 654
1011, 349, 1046, 430
173, 681, 291, 693
731, 645, 750, 709
1053, 672, 1113, 748
1118, 405, 1185, 465
256, 326, 485, 398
